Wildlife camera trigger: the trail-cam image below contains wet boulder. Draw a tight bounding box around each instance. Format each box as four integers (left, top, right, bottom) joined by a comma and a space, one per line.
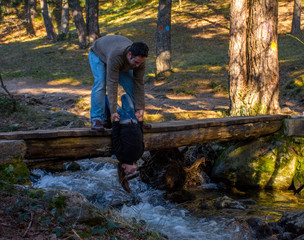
66, 161, 81, 171
213, 195, 247, 210
278, 211, 304, 236
292, 138, 304, 191
46, 190, 106, 226
294, 235, 304, 240
246, 217, 273, 239
211, 135, 303, 190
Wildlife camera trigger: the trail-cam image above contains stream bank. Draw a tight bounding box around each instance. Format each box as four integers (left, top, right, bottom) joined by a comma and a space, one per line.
30, 154, 304, 240
1, 123, 304, 239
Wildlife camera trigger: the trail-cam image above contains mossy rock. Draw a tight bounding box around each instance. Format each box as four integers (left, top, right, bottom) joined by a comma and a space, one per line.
211, 134, 303, 190
0, 161, 30, 185
292, 138, 304, 190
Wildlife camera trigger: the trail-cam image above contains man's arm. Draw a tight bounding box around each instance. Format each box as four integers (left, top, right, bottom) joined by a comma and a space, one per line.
107, 56, 123, 114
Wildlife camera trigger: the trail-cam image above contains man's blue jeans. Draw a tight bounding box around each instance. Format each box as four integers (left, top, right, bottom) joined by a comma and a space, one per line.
118, 94, 137, 124
89, 50, 135, 122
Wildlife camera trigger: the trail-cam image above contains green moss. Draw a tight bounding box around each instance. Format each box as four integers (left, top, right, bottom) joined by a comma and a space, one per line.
0, 161, 30, 185
252, 152, 276, 174
292, 138, 304, 190
29, 189, 45, 199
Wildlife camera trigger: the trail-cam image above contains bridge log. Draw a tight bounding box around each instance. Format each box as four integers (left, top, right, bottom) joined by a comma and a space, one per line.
0, 115, 289, 167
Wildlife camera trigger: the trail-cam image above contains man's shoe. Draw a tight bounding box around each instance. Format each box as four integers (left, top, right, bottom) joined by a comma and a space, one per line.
117, 163, 131, 193
91, 119, 104, 131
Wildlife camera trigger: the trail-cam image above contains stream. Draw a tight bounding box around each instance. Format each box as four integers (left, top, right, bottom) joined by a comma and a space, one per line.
30, 157, 304, 240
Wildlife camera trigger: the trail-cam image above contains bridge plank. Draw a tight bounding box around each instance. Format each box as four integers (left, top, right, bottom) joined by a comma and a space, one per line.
0, 114, 287, 140
144, 120, 283, 150
0, 115, 291, 167
22, 119, 283, 166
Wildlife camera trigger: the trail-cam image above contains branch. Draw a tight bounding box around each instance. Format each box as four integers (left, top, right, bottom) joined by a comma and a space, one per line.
22, 212, 34, 237
0, 74, 17, 112
285, 33, 304, 45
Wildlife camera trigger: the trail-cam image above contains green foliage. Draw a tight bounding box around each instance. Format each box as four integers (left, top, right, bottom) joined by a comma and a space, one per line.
49, 194, 67, 211
29, 189, 45, 199
0, 96, 16, 115
53, 227, 65, 237
107, 218, 120, 230
91, 226, 106, 235
18, 212, 30, 223
0, 162, 30, 184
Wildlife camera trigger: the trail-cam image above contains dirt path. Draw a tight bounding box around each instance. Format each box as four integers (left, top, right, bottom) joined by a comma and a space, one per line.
1, 77, 303, 124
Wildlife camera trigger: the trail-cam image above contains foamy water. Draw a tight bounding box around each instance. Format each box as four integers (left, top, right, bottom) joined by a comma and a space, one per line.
31, 158, 250, 240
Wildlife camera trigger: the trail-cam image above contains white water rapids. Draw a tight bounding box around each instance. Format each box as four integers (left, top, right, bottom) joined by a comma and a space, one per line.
30, 158, 252, 240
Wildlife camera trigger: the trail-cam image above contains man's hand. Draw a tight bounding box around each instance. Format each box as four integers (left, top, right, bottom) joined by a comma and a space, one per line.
135, 109, 144, 121
121, 163, 137, 175
112, 112, 120, 122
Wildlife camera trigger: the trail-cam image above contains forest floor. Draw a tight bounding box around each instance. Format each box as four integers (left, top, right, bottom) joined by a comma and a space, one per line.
0, 0, 303, 239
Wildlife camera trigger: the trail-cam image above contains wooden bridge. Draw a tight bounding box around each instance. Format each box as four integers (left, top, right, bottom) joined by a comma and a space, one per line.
0, 115, 303, 168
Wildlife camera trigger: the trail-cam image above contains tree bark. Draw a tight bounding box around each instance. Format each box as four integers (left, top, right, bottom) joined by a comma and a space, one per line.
86, 0, 99, 44
60, 0, 70, 34
228, 0, 247, 116
40, 0, 57, 41
246, 0, 280, 115
26, 0, 36, 36
156, 0, 172, 78
52, 0, 62, 33
68, 0, 87, 48
291, 0, 302, 34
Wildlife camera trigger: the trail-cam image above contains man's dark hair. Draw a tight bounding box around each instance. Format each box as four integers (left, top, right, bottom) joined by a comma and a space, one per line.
129, 42, 149, 58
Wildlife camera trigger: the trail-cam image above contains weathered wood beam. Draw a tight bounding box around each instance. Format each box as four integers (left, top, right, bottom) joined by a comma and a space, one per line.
144, 119, 283, 150
284, 118, 304, 137
0, 115, 289, 167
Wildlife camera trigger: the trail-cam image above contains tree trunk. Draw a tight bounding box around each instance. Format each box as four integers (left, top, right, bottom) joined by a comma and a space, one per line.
291, 0, 302, 34
68, 0, 87, 48
26, 0, 36, 36
40, 0, 57, 41
60, 0, 69, 34
228, 0, 247, 116
86, 0, 99, 44
246, 0, 280, 115
53, 0, 62, 33
156, 0, 172, 78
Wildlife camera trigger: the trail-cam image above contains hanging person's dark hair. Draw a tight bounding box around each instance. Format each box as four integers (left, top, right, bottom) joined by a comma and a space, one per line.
129, 42, 149, 58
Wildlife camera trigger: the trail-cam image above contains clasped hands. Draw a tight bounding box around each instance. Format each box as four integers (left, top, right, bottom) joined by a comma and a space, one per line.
111, 109, 144, 122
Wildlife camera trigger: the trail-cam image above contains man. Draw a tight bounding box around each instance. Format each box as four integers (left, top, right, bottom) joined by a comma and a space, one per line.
89, 35, 149, 131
